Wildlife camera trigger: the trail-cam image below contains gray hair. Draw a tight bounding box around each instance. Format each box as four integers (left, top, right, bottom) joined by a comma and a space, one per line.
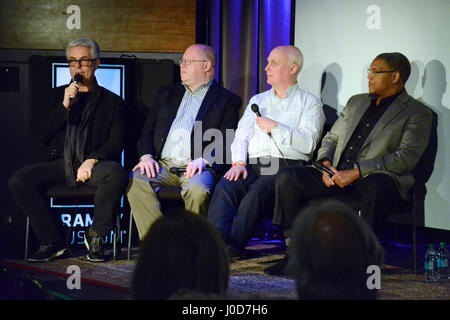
66, 37, 100, 60
287, 46, 304, 75
191, 44, 216, 68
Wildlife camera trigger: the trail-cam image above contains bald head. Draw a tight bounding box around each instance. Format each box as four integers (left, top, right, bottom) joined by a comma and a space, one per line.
265, 45, 304, 95
273, 45, 304, 75
287, 200, 384, 300
186, 44, 216, 68
180, 44, 216, 91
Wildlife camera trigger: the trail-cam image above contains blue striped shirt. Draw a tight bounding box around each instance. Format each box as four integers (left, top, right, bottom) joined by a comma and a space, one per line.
160, 80, 213, 165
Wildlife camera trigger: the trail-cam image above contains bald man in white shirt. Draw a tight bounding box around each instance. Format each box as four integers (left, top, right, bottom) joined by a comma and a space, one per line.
207, 46, 325, 259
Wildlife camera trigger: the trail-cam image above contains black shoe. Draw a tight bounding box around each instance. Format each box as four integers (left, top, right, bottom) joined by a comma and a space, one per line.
84, 234, 107, 262
264, 256, 288, 275
28, 242, 66, 262
227, 244, 241, 262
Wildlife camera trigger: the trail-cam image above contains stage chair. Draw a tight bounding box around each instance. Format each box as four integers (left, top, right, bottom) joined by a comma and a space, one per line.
24, 184, 128, 262
306, 110, 438, 275
307, 191, 418, 274
127, 186, 183, 260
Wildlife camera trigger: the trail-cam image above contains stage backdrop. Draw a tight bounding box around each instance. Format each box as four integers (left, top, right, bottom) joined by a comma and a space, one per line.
0, 0, 196, 52
294, 0, 449, 230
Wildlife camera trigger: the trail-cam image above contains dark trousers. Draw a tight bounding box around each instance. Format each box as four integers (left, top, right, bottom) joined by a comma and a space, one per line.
207, 157, 304, 252
8, 158, 128, 245
273, 166, 400, 235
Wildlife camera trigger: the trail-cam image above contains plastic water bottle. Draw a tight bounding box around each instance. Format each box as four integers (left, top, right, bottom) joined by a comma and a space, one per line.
437, 242, 449, 281
424, 244, 439, 282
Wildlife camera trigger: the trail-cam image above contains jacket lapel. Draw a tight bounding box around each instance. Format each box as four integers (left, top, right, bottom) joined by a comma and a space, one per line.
195, 81, 219, 121
362, 90, 409, 148
166, 84, 186, 123
156, 84, 185, 156
338, 95, 372, 151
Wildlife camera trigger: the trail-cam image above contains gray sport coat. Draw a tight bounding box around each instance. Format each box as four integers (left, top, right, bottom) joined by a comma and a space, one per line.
317, 90, 432, 200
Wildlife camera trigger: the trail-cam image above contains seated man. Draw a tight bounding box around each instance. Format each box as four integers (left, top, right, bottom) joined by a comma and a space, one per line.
126, 44, 241, 240
8, 37, 128, 262
270, 52, 432, 274
286, 200, 384, 300
207, 45, 325, 258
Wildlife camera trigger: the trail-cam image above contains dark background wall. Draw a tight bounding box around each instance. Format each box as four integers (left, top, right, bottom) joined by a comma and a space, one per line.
0, 48, 182, 228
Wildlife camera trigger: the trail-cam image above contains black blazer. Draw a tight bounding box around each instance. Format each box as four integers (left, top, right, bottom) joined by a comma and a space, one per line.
137, 81, 242, 169
31, 83, 127, 164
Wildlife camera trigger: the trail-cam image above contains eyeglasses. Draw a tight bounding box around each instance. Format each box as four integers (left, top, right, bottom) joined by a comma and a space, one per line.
178, 59, 207, 66
367, 69, 396, 75
67, 58, 97, 67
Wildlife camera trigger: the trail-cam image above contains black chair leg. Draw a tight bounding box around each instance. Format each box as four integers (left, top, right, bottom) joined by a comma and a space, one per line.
25, 216, 30, 262
412, 203, 417, 274
127, 211, 133, 260
113, 214, 122, 261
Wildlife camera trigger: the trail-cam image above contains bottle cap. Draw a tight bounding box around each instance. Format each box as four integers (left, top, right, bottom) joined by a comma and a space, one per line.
440, 242, 446, 247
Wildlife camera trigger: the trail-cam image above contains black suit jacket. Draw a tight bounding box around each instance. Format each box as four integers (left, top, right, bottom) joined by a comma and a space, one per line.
137, 81, 242, 170
31, 83, 127, 164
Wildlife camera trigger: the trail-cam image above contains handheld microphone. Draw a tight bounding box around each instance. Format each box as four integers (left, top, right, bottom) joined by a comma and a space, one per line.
73, 73, 83, 84
314, 161, 335, 177
69, 74, 83, 104
251, 103, 270, 137
169, 167, 186, 175
251, 103, 262, 117
251, 103, 290, 168
170, 165, 213, 176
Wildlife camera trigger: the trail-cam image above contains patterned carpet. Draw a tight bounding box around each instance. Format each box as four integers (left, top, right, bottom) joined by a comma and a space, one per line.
2, 243, 449, 300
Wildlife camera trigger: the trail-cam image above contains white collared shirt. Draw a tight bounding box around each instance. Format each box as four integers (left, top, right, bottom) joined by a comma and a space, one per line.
231, 83, 325, 163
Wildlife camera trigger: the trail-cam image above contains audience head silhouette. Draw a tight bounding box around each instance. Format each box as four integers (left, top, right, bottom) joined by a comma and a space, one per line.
131, 209, 229, 300
287, 200, 384, 300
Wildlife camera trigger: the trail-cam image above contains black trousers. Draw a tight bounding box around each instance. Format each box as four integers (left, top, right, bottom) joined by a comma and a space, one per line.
8, 158, 128, 245
207, 157, 304, 252
273, 166, 400, 235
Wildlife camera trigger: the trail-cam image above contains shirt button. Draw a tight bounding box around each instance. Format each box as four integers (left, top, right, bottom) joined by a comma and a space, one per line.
349, 147, 353, 150
346, 159, 350, 163
366, 123, 370, 127
358, 135, 362, 139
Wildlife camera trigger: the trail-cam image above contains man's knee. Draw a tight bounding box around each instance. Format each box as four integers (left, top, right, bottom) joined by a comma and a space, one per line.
214, 177, 235, 194
102, 163, 128, 188
275, 168, 298, 187
360, 173, 397, 197
126, 175, 156, 198
182, 183, 211, 202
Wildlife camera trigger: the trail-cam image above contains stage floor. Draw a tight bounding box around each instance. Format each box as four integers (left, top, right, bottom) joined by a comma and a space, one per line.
1, 239, 449, 300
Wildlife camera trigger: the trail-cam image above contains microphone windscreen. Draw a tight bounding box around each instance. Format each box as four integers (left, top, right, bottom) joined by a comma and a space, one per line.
73, 74, 83, 84
251, 103, 259, 113
169, 167, 179, 174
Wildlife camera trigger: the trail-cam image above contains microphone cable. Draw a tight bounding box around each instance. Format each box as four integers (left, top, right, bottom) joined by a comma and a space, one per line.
250, 103, 291, 169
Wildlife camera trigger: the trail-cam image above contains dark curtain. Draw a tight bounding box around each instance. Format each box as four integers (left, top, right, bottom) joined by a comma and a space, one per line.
198, 0, 294, 115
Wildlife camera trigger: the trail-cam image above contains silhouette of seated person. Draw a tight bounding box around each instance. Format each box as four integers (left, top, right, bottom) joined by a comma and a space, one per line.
286, 200, 384, 300
131, 209, 229, 300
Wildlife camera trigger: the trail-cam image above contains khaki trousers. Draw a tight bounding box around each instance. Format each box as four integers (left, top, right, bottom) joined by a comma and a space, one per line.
126, 159, 216, 239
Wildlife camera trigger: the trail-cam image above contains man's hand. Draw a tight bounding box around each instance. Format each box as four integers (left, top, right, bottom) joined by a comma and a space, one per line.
76, 159, 98, 183
255, 116, 277, 133
321, 160, 338, 188
184, 158, 208, 179
132, 154, 160, 179
332, 168, 360, 188
224, 165, 248, 181
63, 82, 80, 110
